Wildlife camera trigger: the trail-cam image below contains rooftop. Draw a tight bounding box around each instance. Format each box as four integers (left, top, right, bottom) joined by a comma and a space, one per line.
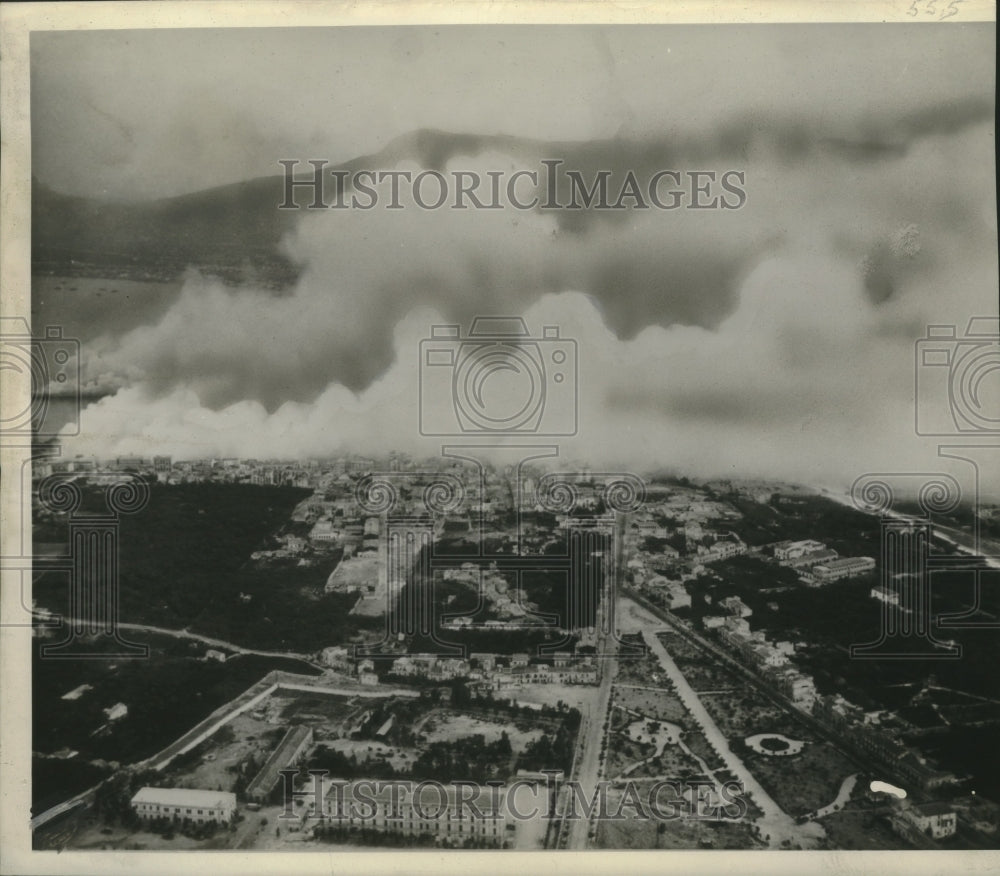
131, 787, 236, 809
913, 800, 955, 817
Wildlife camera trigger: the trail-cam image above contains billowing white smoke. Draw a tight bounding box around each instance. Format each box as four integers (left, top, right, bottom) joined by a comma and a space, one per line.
63, 124, 997, 490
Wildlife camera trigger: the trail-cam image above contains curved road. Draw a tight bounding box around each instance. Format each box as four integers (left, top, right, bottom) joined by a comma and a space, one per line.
38, 613, 323, 667
809, 773, 859, 820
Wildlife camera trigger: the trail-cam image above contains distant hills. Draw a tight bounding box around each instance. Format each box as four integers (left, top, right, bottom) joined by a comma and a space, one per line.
31, 174, 302, 287
30, 126, 739, 287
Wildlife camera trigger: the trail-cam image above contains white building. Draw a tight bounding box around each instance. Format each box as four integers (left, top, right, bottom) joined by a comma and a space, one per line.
664, 581, 691, 609
131, 787, 237, 824
309, 519, 340, 542
103, 702, 128, 722
321, 646, 351, 669
318, 779, 506, 846
719, 596, 752, 617
773, 540, 826, 560
813, 556, 876, 582
902, 801, 957, 839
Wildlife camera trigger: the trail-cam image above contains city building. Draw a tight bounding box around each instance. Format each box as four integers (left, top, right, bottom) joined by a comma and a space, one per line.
895, 751, 957, 792
310, 519, 340, 542
782, 548, 839, 570
718, 596, 752, 617
901, 801, 958, 839
646, 576, 692, 609
103, 702, 128, 722
870, 584, 912, 613
115, 456, 146, 471
470, 653, 497, 672
767, 666, 817, 706
812, 556, 876, 582
697, 537, 747, 563
772, 540, 826, 561
131, 787, 237, 824
321, 646, 351, 669
724, 615, 751, 635
317, 780, 507, 845
246, 725, 315, 804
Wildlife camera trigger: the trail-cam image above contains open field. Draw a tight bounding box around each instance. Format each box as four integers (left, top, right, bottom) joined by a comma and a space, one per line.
741, 742, 857, 817
671, 655, 740, 692
596, 791, 762, 850
613, 685, 689, 725
700, 686, 816, 742
604, 725, 655, 779
276, 692, 357, 725
31, 634, 320, 813
320, 739, 417, 773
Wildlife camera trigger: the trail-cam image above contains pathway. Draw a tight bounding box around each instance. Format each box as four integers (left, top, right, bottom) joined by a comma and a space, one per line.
39, 613, 322, 666
808, 773, 858, 820
626, 599, 824, 849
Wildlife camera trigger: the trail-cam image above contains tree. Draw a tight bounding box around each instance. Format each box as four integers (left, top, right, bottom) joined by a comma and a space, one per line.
498, 731, 512, 757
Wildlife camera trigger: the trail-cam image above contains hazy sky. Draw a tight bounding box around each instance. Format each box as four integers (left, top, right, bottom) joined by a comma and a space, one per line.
31, 25, 999, 490
32, 25, 994, 199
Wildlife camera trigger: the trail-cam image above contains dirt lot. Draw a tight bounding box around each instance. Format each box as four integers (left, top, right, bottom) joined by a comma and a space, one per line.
166, 715, 283, 792
322, 738, 417, 773
277, 692, 355, 723
419, 711, 544, 751
506, 682, 601, 712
